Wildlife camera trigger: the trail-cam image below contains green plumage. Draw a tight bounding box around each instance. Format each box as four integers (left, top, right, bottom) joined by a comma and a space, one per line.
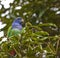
7, 26, 25, 38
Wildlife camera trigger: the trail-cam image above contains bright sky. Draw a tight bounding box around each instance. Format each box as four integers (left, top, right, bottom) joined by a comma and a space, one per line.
0, 21, 7, 44
1, 0, 14, 9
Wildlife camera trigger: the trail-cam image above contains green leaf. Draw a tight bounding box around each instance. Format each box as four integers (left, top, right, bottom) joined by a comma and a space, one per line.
39, 23, 57, 27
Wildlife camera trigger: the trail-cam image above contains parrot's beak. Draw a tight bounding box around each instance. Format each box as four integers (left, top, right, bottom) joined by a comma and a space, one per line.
20, 18, 24, 26
21, 18, 24, 23
21, 18, 25, 26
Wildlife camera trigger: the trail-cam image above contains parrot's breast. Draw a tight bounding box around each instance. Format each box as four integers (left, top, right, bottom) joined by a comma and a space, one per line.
12, 23, 22, 30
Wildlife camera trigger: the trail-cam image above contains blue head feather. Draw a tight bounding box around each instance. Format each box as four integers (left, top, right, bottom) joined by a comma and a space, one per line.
12, 17, 23, 30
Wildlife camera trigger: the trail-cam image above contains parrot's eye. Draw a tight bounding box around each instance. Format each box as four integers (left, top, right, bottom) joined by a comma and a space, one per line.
21, 19, 24, 23
20, 18, 24, 25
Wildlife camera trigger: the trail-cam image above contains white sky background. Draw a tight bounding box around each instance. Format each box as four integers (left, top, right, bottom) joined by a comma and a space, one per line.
0, 0, 14, 9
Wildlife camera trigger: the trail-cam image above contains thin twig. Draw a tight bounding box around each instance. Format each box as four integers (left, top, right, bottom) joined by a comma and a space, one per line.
13, 46, 21, 58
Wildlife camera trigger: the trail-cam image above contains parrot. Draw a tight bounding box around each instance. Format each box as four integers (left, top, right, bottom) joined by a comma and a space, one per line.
7, 17, 25, 57
7, 17, 24, 38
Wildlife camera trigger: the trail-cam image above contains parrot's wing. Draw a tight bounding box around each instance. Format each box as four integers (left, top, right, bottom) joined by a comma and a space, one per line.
7, 26, 20, 38
11, 27, 25, 36
7, 26, 25, 38
7, 26, 12, 38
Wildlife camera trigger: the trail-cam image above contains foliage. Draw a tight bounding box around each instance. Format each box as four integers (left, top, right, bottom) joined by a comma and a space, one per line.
0, 0, 60, 58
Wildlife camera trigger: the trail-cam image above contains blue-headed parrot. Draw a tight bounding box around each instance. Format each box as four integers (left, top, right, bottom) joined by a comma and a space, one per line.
7, 17, 25, 38
7, 17, 25, 57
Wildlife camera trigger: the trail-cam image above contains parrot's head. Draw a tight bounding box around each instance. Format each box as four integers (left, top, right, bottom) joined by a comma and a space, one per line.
12, 17, 24, 30
14, 17, 24, 25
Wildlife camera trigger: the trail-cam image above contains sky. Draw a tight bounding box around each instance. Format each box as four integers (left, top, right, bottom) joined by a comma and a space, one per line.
0, 0, 14, 9
0, 21, 7, 44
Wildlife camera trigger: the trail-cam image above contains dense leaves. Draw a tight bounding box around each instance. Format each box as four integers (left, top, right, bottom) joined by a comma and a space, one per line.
0, 0, 60, 58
